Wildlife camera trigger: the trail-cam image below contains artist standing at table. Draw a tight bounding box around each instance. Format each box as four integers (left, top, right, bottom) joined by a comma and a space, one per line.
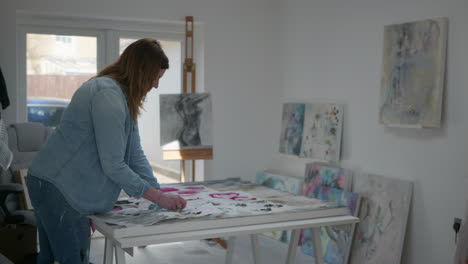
26, 38, 186, 264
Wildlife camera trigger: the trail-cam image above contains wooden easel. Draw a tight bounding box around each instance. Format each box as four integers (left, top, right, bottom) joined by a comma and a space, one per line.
162, 16, 213, 182
162, 16, 224, 250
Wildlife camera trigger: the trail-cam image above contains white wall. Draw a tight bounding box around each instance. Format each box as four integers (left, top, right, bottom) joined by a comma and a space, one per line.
267, 0, 468, 263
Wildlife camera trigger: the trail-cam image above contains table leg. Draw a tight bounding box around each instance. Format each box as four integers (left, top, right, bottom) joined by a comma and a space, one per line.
311, 228, 324, 264
250, 234, 261, 264
123, 247, 134, 257
285, 229, 300, 264
115, 245, 126, 264
103, 238, 114, 264
225, 236, 236, 264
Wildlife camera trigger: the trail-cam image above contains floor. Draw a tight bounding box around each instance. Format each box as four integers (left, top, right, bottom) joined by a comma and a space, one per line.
89, 235, 316, 264
88, 173, 317, 264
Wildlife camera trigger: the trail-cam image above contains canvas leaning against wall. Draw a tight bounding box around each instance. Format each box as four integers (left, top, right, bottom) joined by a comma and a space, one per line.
159, 93, 212, 150
379, 17, 448, 128
301, 186, 361, 264
279, 103, 305, 156
256, 171, 303, 195
303, 163, 353, 195
349, 173, 413, 264
301, 104, 343, 161
279, 103, 343, 161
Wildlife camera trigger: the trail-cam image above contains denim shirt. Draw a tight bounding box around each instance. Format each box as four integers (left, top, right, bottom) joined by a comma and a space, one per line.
29, 77, 159, 215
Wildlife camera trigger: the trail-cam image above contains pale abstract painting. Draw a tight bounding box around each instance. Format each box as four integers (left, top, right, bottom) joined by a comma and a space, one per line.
279, 103, 305, 156
256, 171, 303, 195
379, 18, 448, 127
301, 186, 361, 264
349, 173, 413, 264
301, 104, 343, 161
159, 93, 212, 149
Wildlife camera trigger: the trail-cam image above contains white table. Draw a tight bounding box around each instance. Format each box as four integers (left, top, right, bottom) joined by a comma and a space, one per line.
90, 182, 359, 264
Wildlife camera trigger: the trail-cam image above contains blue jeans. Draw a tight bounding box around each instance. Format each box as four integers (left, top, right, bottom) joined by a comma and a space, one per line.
26, 175, 91, 264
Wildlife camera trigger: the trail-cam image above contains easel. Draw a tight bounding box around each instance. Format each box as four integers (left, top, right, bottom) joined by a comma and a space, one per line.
162, 15, 222, 249
162, 16, 213, 182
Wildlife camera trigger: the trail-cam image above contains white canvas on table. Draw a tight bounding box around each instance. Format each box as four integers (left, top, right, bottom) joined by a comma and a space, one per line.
96, 182, 345, 228
379, 17, 448, 128
301, 104, 343, 161
159, 93, 212, 149
349, 173, 413, 264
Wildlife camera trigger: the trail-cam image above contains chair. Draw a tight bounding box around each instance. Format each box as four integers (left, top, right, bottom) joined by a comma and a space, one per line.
0, 122, 53, 263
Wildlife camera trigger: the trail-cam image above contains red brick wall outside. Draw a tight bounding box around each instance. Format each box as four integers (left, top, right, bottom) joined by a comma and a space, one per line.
27, 74, 94, 100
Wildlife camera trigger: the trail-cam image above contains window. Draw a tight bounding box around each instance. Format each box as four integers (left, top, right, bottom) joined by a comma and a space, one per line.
26, 33, 97, 126
18, 21, 188, 178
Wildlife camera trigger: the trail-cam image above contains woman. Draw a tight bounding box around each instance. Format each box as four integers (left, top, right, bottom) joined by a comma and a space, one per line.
26, 38, 186, 264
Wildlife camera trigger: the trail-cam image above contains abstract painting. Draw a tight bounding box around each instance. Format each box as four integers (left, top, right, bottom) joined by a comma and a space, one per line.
159, 93, 212, 149
301, 186, 361, 264
301, 104, 343, 161
256, 171, 303, 195
279, 103, 344, 161
379, 17, 448, 127
349, 173, 413, 264
95, 181, 345, 228
279, 103, 305, 156
303, 163, 353, 199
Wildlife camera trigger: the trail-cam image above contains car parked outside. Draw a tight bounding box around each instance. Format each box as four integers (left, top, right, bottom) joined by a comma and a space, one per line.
27, 98, 69, 127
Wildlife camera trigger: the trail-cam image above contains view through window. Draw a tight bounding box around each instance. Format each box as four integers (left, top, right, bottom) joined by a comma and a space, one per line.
26, 33, 97, 127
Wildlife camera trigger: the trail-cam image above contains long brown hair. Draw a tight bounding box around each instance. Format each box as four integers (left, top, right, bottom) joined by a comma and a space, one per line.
96, 38, 169, 121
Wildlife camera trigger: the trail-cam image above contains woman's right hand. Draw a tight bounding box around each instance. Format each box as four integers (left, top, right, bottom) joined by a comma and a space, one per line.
143, 186, 186, 211
156, 192, 187, 210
